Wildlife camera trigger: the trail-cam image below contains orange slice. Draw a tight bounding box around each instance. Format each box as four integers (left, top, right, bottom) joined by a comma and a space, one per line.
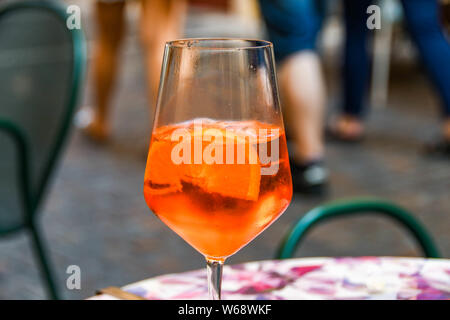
145, 139, 182, 193
181, 130, 261, 201
201, 161, 261, 201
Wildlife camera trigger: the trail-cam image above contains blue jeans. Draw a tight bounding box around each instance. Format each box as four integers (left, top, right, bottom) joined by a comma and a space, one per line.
259, 0, 450, 118
343, 0, 450, 118
258, 0, 324, 61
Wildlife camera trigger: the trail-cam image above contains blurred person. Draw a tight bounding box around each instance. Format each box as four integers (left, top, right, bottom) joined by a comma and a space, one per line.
259, 0, 329, 195
329, 0, 450, 156
82, 0, 187, 142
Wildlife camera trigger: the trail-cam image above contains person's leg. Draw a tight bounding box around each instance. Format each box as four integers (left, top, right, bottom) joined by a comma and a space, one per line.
279, 52, 325, 163
332, 0, 373, 141
139, 0, 187, 108
259, 0, 328, 194
401, 0, 450, 145
87, 0, 126, 141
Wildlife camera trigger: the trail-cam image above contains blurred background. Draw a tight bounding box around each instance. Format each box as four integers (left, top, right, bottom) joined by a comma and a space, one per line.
0, 0, 449, 299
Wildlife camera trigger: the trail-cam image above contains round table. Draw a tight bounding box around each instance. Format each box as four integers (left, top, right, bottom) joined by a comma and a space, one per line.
92, 257, 450, 300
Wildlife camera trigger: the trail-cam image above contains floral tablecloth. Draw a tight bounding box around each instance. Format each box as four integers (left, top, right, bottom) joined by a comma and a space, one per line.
92, 257, 450, 300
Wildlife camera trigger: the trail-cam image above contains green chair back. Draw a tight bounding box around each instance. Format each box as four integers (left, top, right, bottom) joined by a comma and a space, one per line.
0, 0, 85, 299
277, 198, 441, 259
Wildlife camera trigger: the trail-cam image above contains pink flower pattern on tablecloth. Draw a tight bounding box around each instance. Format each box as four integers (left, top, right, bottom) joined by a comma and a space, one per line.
92, 257, 450, 300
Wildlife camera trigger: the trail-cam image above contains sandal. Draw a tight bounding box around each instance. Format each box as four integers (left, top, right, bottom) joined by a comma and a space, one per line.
325, 125, 365, 144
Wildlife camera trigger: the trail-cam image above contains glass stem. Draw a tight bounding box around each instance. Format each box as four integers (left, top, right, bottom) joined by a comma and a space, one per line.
206, 258, 224, 300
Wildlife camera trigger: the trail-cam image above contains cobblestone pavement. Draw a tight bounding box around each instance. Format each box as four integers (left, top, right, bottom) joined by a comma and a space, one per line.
0, 1, 448, 299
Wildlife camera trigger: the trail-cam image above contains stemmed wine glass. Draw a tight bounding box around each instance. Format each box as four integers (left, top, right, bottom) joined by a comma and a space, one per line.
144, 39, 292, 300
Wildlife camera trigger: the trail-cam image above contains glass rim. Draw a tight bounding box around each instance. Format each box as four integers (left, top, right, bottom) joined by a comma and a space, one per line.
166, 38, 273, 50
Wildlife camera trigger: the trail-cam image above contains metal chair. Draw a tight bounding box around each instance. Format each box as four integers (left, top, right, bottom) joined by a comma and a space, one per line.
0, 0, 85, 299
276, 198, 441, 259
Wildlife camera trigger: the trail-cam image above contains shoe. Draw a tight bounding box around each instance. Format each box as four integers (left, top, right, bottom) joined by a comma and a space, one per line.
290, 160, 329, 196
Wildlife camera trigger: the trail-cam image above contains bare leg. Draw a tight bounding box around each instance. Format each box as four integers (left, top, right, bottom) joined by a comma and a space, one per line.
140, 0, 187, 109
87, 1, 126, 142
278, 51, 326, 163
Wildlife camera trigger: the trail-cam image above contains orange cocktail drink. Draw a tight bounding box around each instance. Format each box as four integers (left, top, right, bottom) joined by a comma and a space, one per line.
144, 119, 292, 260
